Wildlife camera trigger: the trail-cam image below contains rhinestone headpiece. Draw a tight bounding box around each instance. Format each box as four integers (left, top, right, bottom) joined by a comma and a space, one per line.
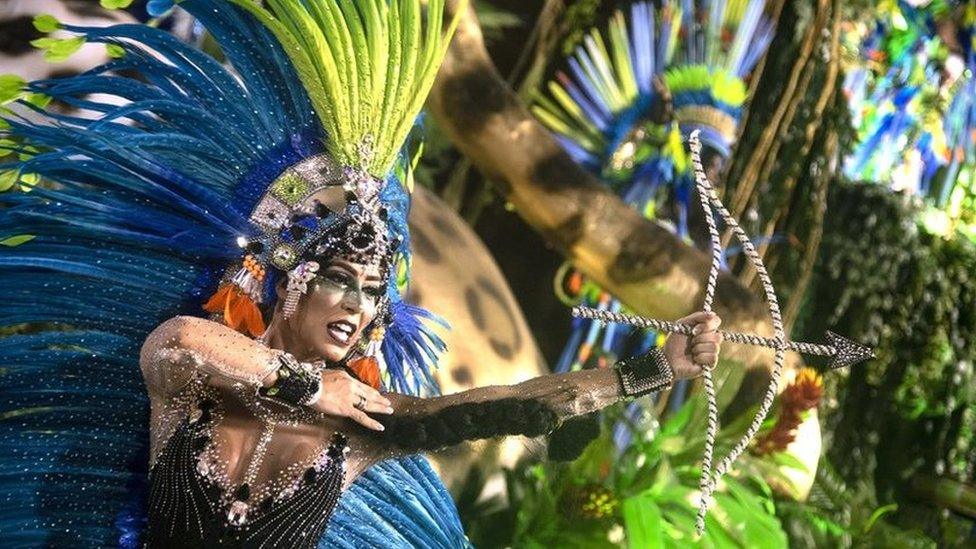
225, 154, 398, 305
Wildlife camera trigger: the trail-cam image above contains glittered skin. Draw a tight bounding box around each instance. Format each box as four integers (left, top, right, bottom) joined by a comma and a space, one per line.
140, 299, 630, 543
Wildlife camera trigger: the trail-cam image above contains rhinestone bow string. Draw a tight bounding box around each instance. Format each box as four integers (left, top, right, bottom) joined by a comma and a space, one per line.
572, 129, 874, 536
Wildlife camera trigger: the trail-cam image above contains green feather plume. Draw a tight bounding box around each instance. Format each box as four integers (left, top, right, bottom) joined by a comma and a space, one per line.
228, 0, 463, 179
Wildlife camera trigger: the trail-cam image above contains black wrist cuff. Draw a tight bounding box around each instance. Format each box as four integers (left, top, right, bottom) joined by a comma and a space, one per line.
614, 347, 674, 398
259, 353, 322, 408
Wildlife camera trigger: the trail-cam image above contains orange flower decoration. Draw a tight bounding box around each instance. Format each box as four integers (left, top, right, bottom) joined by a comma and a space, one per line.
242, 254, 266, 281
754, 368, 823, 455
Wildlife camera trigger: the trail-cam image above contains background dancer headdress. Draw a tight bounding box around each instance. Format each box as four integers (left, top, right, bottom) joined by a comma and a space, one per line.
534, 0, 772, 380
0, 0, 462, 545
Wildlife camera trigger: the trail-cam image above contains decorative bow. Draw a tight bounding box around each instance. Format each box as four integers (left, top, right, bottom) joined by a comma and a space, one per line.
573, 129, 874, 536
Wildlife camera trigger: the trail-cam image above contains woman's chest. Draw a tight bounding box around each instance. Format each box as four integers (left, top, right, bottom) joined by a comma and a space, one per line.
193, 396, 347, 505
147, 393, 349, 545
210, 413, 332, 482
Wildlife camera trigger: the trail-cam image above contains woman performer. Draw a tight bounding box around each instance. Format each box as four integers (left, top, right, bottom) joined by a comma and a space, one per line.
0, 0, 722, 546
139, 192, 722, 546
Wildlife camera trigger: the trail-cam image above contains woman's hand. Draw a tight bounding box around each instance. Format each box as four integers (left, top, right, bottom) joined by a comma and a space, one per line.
662, 311, 723, 380
310, 369, 394, 431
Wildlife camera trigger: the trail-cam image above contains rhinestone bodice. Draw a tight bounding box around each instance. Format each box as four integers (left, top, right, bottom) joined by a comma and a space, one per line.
145, 394, 347, 548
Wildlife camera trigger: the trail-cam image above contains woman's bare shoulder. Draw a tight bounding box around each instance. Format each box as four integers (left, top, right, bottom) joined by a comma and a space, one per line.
140, 316, 225, 363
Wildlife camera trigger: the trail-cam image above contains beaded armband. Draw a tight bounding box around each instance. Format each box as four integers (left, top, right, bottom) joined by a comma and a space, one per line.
614, 347, 674, 398
258, 353, 322, 408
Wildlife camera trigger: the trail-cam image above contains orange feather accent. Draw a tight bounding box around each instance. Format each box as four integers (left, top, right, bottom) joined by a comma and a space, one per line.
203, 284, 266, 337
347, 356, 382, 390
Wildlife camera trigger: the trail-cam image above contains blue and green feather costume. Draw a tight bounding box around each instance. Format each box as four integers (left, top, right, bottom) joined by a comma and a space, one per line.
0, 0, 468, 546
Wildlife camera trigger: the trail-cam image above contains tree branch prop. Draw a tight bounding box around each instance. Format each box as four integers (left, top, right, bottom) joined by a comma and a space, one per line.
427, 1, 802, 378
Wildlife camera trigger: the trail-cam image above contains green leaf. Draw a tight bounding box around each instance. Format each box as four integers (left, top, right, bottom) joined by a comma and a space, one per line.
683, 357, 747, 440
569, 432, 616, 482
720, 477, 789, 546
863, 503, 898, 533
33, 14, 61, 33
30, 36, 86, 63
771, 451, 810, 473
659, 397, 695, 437
0, 234, 35, 247
100, 0, 134, 9
622, 492, 664, 548
0, 74, 26, 103
106, 43, 126, 58
621, 448, 671, 497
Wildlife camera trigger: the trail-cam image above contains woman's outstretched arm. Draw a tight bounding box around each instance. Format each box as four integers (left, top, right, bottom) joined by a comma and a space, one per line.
349, 367, 627, 473
381, 367, 624, 448
351, 311, 723, 471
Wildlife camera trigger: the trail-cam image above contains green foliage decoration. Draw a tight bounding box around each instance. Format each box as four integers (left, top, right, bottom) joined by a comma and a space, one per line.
463, 389, 795, 548
799, 181, 976, 544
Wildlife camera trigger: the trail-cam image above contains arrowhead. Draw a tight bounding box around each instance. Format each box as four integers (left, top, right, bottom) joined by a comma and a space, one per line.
825, 331, 874, 369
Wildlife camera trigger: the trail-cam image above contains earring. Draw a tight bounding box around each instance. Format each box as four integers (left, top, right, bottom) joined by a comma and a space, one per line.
283, 261, 319, 319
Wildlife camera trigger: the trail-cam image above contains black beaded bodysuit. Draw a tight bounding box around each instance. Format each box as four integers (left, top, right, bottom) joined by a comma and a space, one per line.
141, 324, 354, 548
146, 394, 347, 548
138, 318, 593, 548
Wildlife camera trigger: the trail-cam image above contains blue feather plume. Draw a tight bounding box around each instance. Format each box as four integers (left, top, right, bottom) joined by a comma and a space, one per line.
0, 0, 454, 544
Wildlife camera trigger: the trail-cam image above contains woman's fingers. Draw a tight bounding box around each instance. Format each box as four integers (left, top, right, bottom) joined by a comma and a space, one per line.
691, 326, 721, 367
695, 353, 717, 366
352, 392, 394, 415
692, 332, 721, 345
346, 378, 392, 409
690, 313, 721, 335
347, 408, 386, 431
316, 370, 394, 418
680, 311, 713, 328
705, 314, 721, 331
663, 311, 723, 372
340, 376, 394, 415
691, 341, 718, 355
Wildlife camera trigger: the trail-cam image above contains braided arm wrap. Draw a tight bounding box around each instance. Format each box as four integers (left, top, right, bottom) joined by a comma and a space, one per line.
362, 367, 623, 454
373, 397, 560, 452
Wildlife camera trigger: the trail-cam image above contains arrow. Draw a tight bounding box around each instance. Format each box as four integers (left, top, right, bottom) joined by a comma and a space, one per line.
572, 306, 874, 370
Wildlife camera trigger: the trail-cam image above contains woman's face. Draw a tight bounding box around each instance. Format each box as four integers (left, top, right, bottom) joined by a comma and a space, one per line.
279, 257, 384, 362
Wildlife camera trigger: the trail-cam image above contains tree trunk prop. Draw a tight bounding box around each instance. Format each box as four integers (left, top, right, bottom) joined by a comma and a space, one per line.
427, 1, 803, 395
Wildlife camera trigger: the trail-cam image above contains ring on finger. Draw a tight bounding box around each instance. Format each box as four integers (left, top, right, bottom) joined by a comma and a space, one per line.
354, 394, 367, 411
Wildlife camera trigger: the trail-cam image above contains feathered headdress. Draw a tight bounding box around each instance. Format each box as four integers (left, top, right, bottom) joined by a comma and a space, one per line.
533, 1, 773, 379
0, 0, 461, 544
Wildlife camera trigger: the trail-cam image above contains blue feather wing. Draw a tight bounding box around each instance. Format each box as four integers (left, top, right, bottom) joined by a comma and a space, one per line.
0, 0, 314, 544
1, 0, 464, 546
